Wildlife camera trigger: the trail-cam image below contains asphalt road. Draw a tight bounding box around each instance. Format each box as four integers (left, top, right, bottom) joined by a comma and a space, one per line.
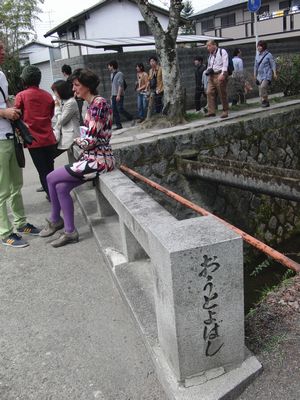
0, 151, 166, 400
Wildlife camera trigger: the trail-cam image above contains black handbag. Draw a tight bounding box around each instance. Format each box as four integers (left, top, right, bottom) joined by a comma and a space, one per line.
12, 128, 25, 168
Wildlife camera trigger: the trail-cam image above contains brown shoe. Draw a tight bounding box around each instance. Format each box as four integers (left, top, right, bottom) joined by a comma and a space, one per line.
220, 112, 228, 119
204, 113, 216, 118
50, 230, 79, 248
39, 217, 64, 237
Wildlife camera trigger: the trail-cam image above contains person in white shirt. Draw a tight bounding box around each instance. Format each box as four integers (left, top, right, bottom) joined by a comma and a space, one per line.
205, 40, 229, 119
231, 48, 246, 106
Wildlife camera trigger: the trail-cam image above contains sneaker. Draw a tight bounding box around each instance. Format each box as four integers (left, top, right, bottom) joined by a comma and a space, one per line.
261, 101, 270, 108
50, 230, 79, 248
17, 223, 41, 236
2, 233, 29, 248
39, 217, 64, 238
36, 186, 45, 192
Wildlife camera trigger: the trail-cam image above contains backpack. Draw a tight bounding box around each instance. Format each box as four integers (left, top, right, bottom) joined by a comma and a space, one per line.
220, 48, 234, 76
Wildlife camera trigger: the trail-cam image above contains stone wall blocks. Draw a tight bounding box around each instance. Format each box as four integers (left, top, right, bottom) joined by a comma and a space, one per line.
250, 195, 261, 210
257, 153, 265, 163
264, 230, 274, 242
238, 149, 248, 162
249, 144, 258, 159
286, 145, 294, 158
275, 147, 286, 161
277, 225, 284, 238
157, 138, 176, 158
152, 160, 169, 177
259, 140, 268, 155
285, 155, 292, 168
285, 222, 294, 233
213, 146, 228, 158
229, 142, 241, 158
277, 213, 285, 225
268, 216, 278, 231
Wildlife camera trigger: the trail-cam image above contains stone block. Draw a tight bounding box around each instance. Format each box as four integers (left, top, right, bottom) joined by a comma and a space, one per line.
148, 215, 244, 382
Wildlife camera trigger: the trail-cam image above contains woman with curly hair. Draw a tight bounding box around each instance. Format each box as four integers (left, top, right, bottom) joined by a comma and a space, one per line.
40, 68, 115, 247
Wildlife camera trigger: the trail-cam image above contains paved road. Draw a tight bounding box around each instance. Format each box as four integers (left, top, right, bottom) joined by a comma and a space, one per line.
0, 152, 166, 400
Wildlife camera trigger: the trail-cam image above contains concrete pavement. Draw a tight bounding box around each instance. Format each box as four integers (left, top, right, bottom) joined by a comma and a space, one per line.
0, 152, 167, 400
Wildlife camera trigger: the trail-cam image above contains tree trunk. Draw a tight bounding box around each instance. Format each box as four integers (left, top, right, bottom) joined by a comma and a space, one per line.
134, 0, 185, 125
157, 40, 185, 125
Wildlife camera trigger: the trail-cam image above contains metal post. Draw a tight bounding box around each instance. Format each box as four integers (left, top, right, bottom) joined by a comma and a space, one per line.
254, 12, 259, 47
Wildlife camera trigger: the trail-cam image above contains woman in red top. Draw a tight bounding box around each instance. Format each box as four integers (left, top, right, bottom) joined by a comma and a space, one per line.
14, 66, 56, 197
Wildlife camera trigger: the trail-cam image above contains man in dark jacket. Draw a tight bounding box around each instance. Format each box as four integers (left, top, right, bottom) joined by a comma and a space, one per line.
194, 56, 206, 112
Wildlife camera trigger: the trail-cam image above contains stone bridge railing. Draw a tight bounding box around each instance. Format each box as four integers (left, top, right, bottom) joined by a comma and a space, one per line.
74, 167, 262, 399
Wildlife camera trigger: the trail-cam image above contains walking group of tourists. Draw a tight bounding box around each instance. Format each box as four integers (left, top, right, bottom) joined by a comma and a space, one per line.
108, 55, 164, 129
0, 37, 277, 249
194, 39, 277, 118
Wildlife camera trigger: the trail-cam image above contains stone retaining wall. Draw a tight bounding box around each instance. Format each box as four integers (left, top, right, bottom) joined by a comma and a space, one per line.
113, 104, 300, 247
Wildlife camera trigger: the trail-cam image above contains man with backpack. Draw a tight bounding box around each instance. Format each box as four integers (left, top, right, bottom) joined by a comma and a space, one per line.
205, 40, 230, 119
107, 60, 133, 130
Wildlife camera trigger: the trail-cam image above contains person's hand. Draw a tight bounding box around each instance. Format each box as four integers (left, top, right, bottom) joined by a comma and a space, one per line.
273, 72, 278, 80
3, 107, 21, 121
116, 94, 121, 102
218, 73, 226, 83
73, 137, 81, 145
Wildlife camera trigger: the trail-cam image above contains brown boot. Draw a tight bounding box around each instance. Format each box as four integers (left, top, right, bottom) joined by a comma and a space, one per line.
39, 217, 64, 237
50, 230, 79, 248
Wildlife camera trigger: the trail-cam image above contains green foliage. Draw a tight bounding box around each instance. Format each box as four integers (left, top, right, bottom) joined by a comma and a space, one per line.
180, 1, 195, 34
276, 54, 300, 96
0, 0, 43, 94
1, 54, 23, 95
250, 258, 271, 277
0, 0, 44, 54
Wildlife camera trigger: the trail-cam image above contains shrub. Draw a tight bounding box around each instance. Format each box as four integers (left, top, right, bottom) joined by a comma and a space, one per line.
276, 54, 300, 96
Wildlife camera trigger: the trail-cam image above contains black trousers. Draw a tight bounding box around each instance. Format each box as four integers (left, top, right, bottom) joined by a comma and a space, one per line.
195, 87, 205, 111
29, 145, 56, 195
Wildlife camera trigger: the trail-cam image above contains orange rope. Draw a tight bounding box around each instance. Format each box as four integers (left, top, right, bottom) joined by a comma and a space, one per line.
120, 165, 300, 273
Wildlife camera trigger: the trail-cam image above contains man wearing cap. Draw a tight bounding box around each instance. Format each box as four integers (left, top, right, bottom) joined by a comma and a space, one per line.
15, 65, 56, 198
0, 42, 40, 247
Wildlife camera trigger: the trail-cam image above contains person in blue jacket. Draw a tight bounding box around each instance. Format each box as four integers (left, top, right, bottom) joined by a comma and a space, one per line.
254, 40, 277, 108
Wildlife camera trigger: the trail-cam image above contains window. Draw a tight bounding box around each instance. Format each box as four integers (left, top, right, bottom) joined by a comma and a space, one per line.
279, 0, 290, 9
221, 13, 236, 28
139, 21, 151, 36
201, 18, 214, 32
258, 5, 270, 14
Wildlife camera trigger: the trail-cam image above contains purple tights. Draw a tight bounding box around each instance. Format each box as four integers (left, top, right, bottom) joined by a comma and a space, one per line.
46, 167, 84, 233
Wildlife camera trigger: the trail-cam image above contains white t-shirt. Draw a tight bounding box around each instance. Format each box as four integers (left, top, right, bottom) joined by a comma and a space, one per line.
0, 71, 13, 139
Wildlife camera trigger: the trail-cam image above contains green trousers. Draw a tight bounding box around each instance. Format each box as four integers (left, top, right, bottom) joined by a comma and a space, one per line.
0, 139, 26, 239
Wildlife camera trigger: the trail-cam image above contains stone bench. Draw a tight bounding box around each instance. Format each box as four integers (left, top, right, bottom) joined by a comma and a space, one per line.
71, 149, 262, 398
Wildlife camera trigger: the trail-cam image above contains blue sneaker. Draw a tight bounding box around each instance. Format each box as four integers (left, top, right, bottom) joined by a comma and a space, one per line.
2, 233, 29, 248
17, 223, 41, 236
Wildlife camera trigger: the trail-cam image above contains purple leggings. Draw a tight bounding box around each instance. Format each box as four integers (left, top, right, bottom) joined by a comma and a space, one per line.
46, 166, 84, 233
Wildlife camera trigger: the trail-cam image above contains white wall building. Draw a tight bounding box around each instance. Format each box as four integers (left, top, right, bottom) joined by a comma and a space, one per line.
44, 0, 170, 58
19, 41, 61, 93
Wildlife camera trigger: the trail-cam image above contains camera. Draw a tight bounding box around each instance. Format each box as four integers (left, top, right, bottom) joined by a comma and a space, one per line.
205, 68, 214, 76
